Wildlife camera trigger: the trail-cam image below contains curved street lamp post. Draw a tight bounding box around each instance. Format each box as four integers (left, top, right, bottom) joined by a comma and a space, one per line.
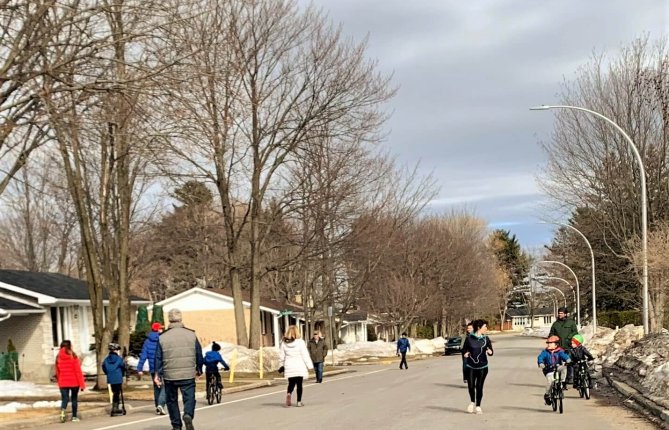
532, 104, 648, 335
537, 260, 581, 327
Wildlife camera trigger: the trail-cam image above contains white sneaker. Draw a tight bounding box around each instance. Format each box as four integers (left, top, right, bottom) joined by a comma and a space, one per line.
475, 407, 483, 414
157, 405, 166, 415
467, 403, 475, 413
296, 402, 304, 407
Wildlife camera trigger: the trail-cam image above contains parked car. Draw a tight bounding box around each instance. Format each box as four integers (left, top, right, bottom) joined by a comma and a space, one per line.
444, 336, 462, 355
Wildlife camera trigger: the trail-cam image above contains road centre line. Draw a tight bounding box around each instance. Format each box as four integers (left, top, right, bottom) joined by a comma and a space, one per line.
90, 367, 391, 430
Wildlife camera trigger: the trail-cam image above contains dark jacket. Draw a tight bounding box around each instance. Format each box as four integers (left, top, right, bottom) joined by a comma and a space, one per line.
397, 337, 410, 354
549, 318, 578, 350
537, 347, 571, 375
307, 338, 328, 363
155, 322, 204, 381
204, 351, 229, 373
568, 345, 594, 362
102, 353, 125, 385
461, 334, 493, 369
137, 331, 160, 374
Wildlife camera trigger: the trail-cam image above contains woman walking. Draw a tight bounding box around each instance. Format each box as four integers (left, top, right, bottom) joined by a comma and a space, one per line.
461, 319, 493, 414
279, 325, 313, 407
55, 340, 86, 422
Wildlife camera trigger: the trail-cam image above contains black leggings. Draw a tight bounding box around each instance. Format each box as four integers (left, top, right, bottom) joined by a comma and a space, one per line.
287, 377, 303, 401
467, 367, 488, 407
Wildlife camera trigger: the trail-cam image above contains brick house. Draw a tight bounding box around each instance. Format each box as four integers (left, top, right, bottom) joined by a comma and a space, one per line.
154, 287, 302, 347
0, 270, 150, 381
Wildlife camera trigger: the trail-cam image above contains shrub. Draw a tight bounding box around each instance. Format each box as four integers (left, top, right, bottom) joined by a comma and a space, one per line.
415, 325, 434, 339
598, 310, 641, 328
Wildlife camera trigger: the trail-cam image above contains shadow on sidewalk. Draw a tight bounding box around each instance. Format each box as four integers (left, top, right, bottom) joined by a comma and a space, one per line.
500, 405, 552, 413
424, 405, 468, 414
434, 383, 467, 389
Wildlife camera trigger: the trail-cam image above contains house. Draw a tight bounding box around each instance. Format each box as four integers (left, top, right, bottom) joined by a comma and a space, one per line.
506, 307, 555, 331
0, 270, 150, 381
154, 287, 302, 347
338, 311, 370, 344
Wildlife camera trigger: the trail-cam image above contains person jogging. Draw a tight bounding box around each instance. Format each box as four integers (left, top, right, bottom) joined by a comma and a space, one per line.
461, 319, 494, 415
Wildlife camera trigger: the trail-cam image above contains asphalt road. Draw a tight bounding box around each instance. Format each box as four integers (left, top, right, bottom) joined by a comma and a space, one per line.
37, 335, 658, 430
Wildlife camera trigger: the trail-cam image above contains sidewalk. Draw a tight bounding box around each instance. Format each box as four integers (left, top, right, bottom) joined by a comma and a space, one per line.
0, 369, 354, 429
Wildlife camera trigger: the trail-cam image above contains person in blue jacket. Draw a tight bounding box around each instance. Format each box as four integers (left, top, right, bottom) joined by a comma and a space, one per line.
204, 342, 230, 389
537, 335, 571, 406
137, 322, 166, 415
102, 343, 125, 417
397, 333, 411, 370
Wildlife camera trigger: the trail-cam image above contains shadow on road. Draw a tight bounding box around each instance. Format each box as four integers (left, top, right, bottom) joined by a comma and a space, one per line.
507, 383, 545, 388
424, 405, 467, 414
500, 405, 552, 413
434, 383, 467, 389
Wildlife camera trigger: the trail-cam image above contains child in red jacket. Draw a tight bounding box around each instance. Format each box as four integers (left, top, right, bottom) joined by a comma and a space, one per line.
55, 340, 86, 422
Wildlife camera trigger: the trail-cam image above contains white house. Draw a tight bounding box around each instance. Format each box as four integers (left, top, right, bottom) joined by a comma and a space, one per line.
506, 307, 555, 331
154, 287, 302, 347
0, 270, 150, 381
338, 311, 369, 344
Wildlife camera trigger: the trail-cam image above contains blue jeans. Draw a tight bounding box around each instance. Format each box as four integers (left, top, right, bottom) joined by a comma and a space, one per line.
151, 373, 166, 407
165, 379, 196, 429
60, 387, 79, 417
314, 362, 324, 382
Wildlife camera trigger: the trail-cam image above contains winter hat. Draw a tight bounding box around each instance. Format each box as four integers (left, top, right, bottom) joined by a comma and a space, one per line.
151, 322, 163, 332
571, 334, 584, 346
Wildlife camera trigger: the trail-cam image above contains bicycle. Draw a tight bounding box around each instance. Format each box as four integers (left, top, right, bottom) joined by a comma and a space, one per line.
548, 365, 565, 414
574, 360, 593, 400
206, 373, 222, 405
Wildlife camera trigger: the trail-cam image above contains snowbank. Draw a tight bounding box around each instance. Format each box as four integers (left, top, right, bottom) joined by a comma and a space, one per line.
0, 381, 60, 399
201, 342, 281, 373
520, 327, 550, 338
612, 333, 669, 399
0, 400, 60, 413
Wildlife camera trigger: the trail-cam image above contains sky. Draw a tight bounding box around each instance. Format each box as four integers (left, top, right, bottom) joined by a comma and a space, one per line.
300, 0, 668, 249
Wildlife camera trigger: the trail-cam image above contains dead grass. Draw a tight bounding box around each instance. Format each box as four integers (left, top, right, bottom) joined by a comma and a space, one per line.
0, 404, 103, 423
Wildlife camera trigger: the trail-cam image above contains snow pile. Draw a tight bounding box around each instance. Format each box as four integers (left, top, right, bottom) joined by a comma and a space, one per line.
585, 324, 644, 366
202, 342, 281, 373
0, 400, 60, 413
613, 333, 669, 399
80, 351, 98, 376
125, 356, 149, 372
0, 381, 60, 399
520, 327, 550, 338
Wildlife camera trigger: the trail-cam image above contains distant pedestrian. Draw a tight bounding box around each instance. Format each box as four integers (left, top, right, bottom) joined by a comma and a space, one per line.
137, 322, 167, 415
154, 309, 203, 430
279, 325, 313, 407
102, 343, 126, 417
461, 322, 474, 383
55, 340, 86, 423
307, 330, 328, 383
397, 332, 410, 369
462, 319, 494, 414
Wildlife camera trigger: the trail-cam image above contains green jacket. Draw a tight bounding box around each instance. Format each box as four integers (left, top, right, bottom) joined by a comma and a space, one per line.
549, 318, 578, 350
307, 338, 328, 363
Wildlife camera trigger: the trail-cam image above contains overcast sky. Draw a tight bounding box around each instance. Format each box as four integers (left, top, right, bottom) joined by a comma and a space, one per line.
301, 0, 668, 249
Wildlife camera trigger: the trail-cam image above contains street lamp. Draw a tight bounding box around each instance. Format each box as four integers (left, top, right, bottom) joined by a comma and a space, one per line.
537, 260, 580, 327
0, 308, 10, 322
532, 104, 649, 335
536, 275, 576, 315
539, 221, 597, 331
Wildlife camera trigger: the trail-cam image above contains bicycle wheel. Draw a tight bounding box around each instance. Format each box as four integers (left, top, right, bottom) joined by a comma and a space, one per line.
559, 397, 563, 414
584, 386, 590, 400
215, 385, 222, 403
207, 381, 214, 405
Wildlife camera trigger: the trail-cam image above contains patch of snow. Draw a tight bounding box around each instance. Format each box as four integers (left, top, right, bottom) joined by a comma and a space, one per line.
0, 400, 61, 413
0, 381, 60, 399
125, 356, 149, 372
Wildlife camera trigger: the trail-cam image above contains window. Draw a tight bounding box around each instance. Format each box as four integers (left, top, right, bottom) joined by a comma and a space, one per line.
51, 308, 59, 347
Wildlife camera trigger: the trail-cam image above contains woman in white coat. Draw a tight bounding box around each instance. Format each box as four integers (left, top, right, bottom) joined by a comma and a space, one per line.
279, 325, 314, 407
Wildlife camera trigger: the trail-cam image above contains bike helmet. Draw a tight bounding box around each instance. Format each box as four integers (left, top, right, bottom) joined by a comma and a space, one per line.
546, 335, 560, 344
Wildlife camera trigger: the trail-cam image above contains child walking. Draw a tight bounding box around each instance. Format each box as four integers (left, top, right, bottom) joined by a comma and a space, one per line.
55, 340, 86, 423
102, 343, 126, 417
279, 325, 313, 407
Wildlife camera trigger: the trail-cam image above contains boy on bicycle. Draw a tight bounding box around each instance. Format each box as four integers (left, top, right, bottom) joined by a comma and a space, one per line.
537, 335, 571, 405
568, 334, 594, 389
204, 342, 230, 389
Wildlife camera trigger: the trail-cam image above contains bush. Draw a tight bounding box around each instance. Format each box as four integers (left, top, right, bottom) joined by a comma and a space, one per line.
415, 325, 434, 339
129, 330, 148, 355
598, 310, 641, 328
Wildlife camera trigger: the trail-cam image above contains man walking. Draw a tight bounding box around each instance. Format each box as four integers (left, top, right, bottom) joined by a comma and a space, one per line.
137, 322, 166, 415
549, 307, 578, 384
154, 309, 203, 430
307, 330, 328, 383
397, 332, 410, 370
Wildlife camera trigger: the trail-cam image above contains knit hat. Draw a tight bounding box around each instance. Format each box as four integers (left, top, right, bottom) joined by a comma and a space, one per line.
571, 334, 584, 346
151, 322, 163, 332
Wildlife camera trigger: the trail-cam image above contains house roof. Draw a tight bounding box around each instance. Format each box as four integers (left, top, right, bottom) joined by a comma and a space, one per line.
0, 270, 149, 304
342, 311, 369, 322
157, 287, 302, 314
506, 307, 554, 317
0, 296, 44, 313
